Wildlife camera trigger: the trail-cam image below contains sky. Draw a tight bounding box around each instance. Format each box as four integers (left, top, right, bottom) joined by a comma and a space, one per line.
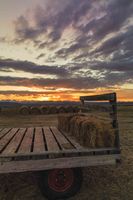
0, 0, 133, 101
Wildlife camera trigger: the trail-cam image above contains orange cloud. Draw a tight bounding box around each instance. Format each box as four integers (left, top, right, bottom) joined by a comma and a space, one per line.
0, 88, 133, 102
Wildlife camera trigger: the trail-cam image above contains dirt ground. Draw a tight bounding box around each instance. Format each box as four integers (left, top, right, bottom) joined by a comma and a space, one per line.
0, 106, 133, 200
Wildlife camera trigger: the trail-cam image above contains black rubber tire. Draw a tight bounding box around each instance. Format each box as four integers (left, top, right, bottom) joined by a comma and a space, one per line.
39, 168, 82, 200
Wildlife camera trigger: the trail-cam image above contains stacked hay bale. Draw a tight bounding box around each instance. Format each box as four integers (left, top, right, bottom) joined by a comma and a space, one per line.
58, 114, 115, 148
58, 114, 75, 132
58, 114, 86, 134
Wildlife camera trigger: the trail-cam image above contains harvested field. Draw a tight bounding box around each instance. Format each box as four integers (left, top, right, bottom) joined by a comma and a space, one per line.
0, 114, 58, 128
0, 105, 133, 200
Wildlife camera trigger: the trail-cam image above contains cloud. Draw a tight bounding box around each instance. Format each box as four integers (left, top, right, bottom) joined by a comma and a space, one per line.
0, 70, 132, 91
14, 16, 39, 41
56, 36, 88, 57
36, 53, 45, 59
14, 0, 92, 42
0, 76, 101, 89
0, 58, 69, 77
0, 89, 96, 96
82, 0, 133, 39
90, 60, 133, 72
1, 0, 133, 98
91, 26, 133, 56
13, 0, 133, 60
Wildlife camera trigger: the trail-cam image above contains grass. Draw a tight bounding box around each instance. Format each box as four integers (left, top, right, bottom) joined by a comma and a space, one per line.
0, 106, 133, 200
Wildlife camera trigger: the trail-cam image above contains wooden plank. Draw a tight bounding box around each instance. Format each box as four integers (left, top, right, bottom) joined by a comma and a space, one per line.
2, 128, 26, 154
0, 147, 119, 159
18, 128, 34, 153
0, 128, 11, 139
0, 128, 18, 153
80, 93, 116, 101
43, 127, 59, 151
0, 148, 120, 161
33, 127, 45, 153
51, 127, 74, 150
62, 131, 84, 150
0, 154, 120, 174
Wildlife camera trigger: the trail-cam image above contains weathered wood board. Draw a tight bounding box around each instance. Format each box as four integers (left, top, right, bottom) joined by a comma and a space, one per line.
0, 127, 120, 174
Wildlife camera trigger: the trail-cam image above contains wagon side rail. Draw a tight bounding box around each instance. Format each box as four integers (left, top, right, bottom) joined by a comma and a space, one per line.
80, 92, 120, 150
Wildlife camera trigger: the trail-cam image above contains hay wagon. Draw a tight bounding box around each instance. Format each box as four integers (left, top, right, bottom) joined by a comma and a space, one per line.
0, 93, 121, 199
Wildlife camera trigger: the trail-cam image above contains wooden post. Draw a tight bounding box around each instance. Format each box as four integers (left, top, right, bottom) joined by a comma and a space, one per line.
79, 93, 120, 150
109, 93, 120, 149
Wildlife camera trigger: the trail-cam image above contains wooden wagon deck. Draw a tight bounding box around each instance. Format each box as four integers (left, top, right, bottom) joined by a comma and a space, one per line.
0, 127, 120, 174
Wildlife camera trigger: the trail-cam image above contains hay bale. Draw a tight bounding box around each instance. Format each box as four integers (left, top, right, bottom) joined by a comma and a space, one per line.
80, 119, 97, 147
19, 106, 30, 115
69, 116, 79, 135
74, 117, 88, 138
68, 116, 87, 137
101, 123, 115, 147
57, 106, 66, 113
40, 106, 49, 114
58, 114, 84, 132
58, 114, 75, 132
65, 106, 74, 113
73, 106, 80, 113
49, 106, 58, 114
69, 114, 86, 136
58, 114, 115, 148
80, 118, 115, 148
30, 106, 41, 115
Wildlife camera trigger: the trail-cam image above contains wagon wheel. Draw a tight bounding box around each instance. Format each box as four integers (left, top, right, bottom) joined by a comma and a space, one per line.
39, 168, 82, 200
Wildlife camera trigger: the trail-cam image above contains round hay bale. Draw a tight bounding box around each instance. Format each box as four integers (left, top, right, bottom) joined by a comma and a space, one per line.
41, 106, 49, 114
30, 106, 41, 115
57, 106, 66, 113
49, 106, 58, 114
19, 106, 30, 115
65, 106, 74, 113
72, 106, 80, 113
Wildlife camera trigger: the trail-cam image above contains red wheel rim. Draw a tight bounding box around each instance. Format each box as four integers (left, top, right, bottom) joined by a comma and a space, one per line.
48, 169, 74, 192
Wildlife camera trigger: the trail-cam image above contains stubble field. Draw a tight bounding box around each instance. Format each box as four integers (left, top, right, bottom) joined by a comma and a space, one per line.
0, 105, 133, 200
